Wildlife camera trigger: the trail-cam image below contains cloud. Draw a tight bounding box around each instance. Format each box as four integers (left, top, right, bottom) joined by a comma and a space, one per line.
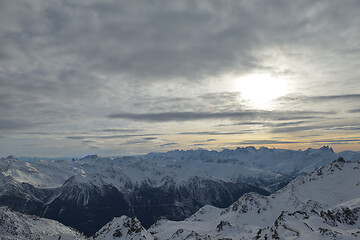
108, 110, 329, 122
66, 136, 86, 140
273, 121, 308, 127
271, 125, 322, 133
308, 94, 360, 101
66, 134, 160, 140
348, 108, 360, 113
19, 131, 56, 135
238, 140, 302, 145
189, 143, 208, 147
206, 139, 216, 142
1, 0, 360, 155
276, 94, 360, 105
159, 143, 178, 147
217, 120, 309, 128
101, 128, 141, 133
123, 137, 157, 145
237, 138, 360, 145
217, 121, 264, 127
0, 119, 37, 130
272, 124, 360, 133
311, 138, 360, 144
179, 131, 252, 135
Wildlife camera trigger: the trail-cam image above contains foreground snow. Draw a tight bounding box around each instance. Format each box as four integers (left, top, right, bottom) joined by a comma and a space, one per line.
0, 206, 84, 240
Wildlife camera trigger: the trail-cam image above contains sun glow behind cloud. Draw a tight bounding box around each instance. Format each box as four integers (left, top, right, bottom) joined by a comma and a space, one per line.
235, 73, 288, 109
1, 1, 360, 156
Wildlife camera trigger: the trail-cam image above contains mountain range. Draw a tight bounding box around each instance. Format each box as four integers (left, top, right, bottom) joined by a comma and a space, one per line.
0, 146, 359, 238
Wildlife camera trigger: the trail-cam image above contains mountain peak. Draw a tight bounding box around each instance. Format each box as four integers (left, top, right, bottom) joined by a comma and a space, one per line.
93, 216, 155, 240
80, 154, 99, 160
320, 145, 334, 153
5, 155, 18, 161
334, 156, 346, 163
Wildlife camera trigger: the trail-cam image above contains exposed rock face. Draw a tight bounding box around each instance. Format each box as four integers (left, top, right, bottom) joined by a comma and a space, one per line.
92, 216, 156, 240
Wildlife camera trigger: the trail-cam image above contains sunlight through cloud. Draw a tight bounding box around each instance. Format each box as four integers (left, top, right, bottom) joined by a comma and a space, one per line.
236, 73, 287, 109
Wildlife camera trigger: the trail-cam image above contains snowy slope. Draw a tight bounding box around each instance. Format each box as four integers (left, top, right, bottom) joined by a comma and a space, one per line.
257, 201, 360, 240
1, 147, 360, 236
149, 158, 360, 239
0, 156, 79, 188
0, 206, 84, 240
92, 216, 155, 240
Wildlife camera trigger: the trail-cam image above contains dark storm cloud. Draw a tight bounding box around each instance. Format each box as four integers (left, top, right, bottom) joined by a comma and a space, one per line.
108, 110, 331, 122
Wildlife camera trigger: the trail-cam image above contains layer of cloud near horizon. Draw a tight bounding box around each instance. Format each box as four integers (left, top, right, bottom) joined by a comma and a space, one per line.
0, 0, 360, 156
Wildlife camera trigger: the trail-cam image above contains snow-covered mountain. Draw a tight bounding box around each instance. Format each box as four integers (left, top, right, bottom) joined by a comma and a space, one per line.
3, 146, 358, 190
0, 146, 359, 236
0, 206, 84, 240
148, 158, 360, 239
92, 216, 155, 240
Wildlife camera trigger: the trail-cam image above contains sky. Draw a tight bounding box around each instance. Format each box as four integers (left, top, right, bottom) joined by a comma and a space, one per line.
1, 0, 360, 157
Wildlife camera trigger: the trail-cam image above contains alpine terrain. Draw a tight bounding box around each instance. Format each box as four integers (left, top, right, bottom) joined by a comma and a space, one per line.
0, 146, 359, 237
95, 158, 360, 239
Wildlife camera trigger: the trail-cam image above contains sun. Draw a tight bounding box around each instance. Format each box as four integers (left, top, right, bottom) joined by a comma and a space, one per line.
236, 73, 287, 109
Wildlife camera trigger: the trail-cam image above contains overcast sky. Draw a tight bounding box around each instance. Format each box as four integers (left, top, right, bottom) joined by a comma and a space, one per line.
1, 0, 360, 157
